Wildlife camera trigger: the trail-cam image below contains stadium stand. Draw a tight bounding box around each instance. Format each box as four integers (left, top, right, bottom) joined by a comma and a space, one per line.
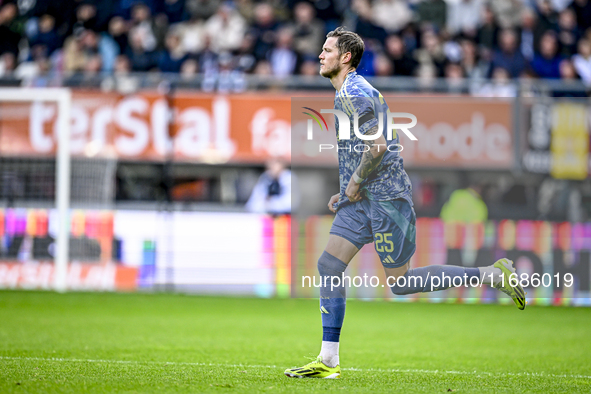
0, 0, 589, 90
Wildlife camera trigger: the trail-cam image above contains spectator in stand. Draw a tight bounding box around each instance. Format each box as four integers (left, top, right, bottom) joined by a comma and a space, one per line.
299, 56, 318, 76
416, 0, 447, 31
98, 29, 119, 72
573, 38, 591, 86
29, 14, 62, 57
126, 28, 156, 71
157, 29, 188, 72
569, 0, 591, 32
531, 30, 563, 78
205, 1, 247, 54
415, 29, 447, 77
186, 0, 220, 20
109, 54, 140, 92
559, 58, 580, 80
253, 59, 272, 75
232, 0, 254, 23
217, 51, 246, 92
553, 58, 587, 96
250, 3, 278, 60
447, 0, 484, 37
374, 53, 393, 76
128, 2, 159, 52
76, 54, 103, 87
159, 0, 188, 25
72, 3, 99, 33
477, 6, 500, 50
444, 62, 466, 93
305, 0, 341, 33
417, 63, 437, 90
490, 29, 527, 78
292, 2, 324, 58
371, 0, 413, 33
350, 0, 387, 43
517, 8, 537, 61
442, 30, 463, 62
476, 67, 517, 97
232, 34, 257, 72
64, 28, 118, 73
198, 35, 218, 75
385, 34, 418, 76
0, 3, 21, 58
63, 29, 99, 73
460, 37, 490, 80
556, 7, 580, 57
536, 0, 558, 33
180, 57, 199, 79
488, 0, 524, 29
107, 16, 129, 55
268, 27, 298, 77
176, 15, 207, 55
356, 43, 376, 76
400, 23, 418, 53
115, 54, 132, 74
551, 0, 572, 12
0, 52, 16, 76
91, 0, 118, 32
16, 54, 53, 87
116, 0, 157, 20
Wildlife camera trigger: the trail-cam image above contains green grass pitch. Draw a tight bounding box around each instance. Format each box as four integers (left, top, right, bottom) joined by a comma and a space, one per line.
1, 291, 590, 393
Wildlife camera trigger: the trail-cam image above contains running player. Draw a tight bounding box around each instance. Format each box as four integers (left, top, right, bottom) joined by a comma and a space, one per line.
284, 27, 526, 379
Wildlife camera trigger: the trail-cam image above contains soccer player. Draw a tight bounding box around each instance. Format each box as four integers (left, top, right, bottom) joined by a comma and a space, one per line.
284, 27, 526, 379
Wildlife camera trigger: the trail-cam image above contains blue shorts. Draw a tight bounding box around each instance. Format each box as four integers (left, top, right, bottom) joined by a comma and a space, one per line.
330, 198, 416, 268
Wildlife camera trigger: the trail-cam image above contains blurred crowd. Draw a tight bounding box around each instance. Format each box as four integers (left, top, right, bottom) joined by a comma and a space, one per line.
0, 0, 591, 91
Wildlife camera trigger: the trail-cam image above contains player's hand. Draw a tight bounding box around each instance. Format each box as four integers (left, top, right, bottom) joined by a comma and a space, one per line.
328, 193, 340, 213
345, 178, 362, 203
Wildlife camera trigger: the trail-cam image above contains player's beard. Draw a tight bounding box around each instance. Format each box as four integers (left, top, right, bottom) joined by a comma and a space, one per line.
320, 62, 340, 78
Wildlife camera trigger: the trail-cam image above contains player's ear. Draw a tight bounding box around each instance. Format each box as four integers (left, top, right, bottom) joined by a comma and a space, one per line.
341, 51, 352, 65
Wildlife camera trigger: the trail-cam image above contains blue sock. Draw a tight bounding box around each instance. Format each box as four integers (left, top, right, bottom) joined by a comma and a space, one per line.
390, 265, 480, 295
318, 251, 347, 342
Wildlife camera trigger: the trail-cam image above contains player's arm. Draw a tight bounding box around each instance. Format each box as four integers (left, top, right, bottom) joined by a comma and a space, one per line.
345, 123, 386, 202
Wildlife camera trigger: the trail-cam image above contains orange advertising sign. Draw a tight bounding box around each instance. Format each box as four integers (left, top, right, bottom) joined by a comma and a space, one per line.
0, 91, 513, 168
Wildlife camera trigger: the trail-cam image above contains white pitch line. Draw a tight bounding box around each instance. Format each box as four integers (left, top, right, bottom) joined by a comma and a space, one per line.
1, 356, 590, 380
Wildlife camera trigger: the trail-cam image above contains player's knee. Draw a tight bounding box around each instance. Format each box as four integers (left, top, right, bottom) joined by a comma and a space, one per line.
317, 251, 347, 277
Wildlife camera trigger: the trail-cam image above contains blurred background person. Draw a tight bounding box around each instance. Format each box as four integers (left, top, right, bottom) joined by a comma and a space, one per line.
531, 30, 563, 78
292, 2, 324, 58
572, 37, 591, 85
490, 29, 527, 78
440, 182, 488, 224
246, 158, 298, 215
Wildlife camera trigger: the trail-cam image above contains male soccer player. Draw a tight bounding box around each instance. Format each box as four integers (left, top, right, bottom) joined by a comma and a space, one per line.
284, 28, 526, 379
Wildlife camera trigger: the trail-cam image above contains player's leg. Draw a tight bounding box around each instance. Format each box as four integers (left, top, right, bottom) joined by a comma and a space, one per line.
285, 202, 372, 378
386, 259, 526, 310
317, 234, 358, 366
284, 235, 358, 379
375, 199, 526, 309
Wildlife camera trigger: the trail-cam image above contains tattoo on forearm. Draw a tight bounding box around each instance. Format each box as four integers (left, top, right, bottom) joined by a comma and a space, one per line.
355, 125, 384, 179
